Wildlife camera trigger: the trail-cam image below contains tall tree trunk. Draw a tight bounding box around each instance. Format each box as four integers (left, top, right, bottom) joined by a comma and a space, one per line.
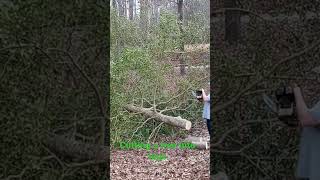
118, 0, 124, 16
224, 0, 240, 45
134, 0, 137, 17
112, 0, 118, 11
123, 0, 128, 18
129, 0, 134, 20
140, 0, 149, 40
152, 0, 159, 24
178, 0, 185, 75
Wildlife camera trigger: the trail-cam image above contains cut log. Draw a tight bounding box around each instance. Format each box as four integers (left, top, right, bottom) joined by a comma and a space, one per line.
185, 135, 203, 142
124, 105, 192, 130
43, 134, 108, 163
173, 65, 209, 75
174, 65, 209, 70
191, 141, 208, 150
184, 44, 209, 52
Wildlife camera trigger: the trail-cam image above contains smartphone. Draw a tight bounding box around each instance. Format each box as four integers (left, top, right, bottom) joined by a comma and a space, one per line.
196, 90, 202, 96
192, 90, 203, 100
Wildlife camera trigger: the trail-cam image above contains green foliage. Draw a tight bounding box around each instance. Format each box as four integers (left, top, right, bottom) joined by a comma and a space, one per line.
184, 12, 210, 44
111, 9, 142, 48
147, 11, 181, 59
110, 47, 168, 143
158, 11, 181, 50
110, 2, 209, 146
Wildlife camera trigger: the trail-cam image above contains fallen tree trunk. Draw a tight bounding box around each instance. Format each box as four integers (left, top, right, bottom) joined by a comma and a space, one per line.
124, 104, 192, 130
191, 141, 208, 150
43, 134, 108, 162
174, 65, 209, 70
185, 135, 203, 142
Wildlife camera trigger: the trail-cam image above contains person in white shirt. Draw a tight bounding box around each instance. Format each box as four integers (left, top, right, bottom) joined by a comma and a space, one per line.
197, 88, 211, 137
293, 83, 320, 180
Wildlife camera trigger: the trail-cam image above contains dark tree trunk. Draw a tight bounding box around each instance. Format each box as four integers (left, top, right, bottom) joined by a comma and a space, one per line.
224, 0, 240, 44
153, 0, 160, 24
112, 0, 118, 10
129, 0, 134, 20
118, 0, 125, 16
134, 0, 137, 17
122, 0, 127, 18
178, 0, 185, 75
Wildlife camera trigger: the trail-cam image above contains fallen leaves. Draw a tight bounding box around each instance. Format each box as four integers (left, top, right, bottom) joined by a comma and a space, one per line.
111, 121, 210, 179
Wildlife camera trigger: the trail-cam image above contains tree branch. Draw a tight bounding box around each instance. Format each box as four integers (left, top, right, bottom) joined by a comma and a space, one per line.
213, 38, 320, 113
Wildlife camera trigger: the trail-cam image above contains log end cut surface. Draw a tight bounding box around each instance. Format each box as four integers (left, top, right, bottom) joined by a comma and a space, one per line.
185, 121, 192, 130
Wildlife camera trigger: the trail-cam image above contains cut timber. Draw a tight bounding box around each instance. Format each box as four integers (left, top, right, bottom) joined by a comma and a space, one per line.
184, 44, 209, 52
173, 65, 209, 75
44, 134, 108, 162
174, 65, 209, 70
191, 141, 208, 150
185, 135, 203, 142
164, 51, 187, 54
164, 44, 209, 53
124, 105, 192, 130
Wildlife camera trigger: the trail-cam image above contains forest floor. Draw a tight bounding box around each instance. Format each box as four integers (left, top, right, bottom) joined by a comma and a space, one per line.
110, 120, 210, 180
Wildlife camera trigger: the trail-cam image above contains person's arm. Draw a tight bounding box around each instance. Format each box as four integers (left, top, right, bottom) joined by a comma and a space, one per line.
201, 89, 210, 102
293, 84, 320, 127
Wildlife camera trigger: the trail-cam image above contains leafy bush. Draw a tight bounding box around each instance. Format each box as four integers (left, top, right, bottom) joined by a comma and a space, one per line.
184, 12, 210, 44
111, 47, 168, 143
110, 3, 209, 146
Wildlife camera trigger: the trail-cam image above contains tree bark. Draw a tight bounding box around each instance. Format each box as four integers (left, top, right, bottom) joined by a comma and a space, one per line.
140, 0, 149, 34
111, 0, 118, 10
178, 0, 185, 75
153, 1, 160, 24
124, 104, 192, 130
185, 135, 203, 142
134, 0, 137, 17
191, 141, 208, 150
124, 0, 128, 18
173, 65, 209, 75
129, 0, 134, 20
118, 0, 125, 16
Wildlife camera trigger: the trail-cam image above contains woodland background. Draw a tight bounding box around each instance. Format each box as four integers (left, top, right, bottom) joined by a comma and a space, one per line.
110, 0, 211, 179
110, 0, 209, 145
1, 0, 320, 179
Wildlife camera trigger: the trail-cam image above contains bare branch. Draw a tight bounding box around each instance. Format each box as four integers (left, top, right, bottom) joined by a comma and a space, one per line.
47, 48, 106, 145
213, 38, 320, 113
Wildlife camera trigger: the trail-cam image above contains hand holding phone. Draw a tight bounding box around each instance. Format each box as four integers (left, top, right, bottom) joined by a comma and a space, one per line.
192, 90, 203, 101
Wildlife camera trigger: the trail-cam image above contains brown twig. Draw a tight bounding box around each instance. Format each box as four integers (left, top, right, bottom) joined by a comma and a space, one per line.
212, 124, 276, 155
48, 48, 106, 145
